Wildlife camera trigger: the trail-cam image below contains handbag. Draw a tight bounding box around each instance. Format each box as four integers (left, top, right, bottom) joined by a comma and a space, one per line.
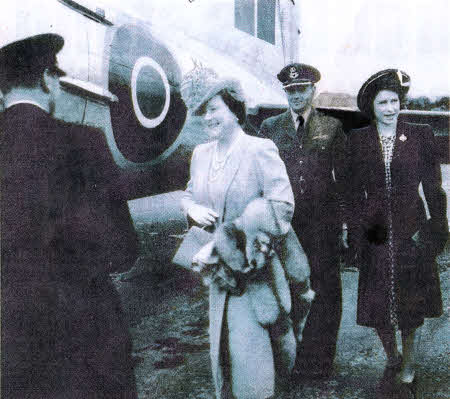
172, 226, 213, 269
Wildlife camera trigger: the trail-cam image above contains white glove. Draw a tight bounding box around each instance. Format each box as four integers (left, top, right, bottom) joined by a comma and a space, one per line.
187, 204, 218, 227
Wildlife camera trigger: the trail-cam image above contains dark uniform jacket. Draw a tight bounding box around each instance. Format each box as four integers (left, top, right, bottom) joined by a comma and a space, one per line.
1, 104, 138, 398
259, 108, 347, 226
259, 107, 346, 373
347, 122, 447, 328
1, 104, 138, 282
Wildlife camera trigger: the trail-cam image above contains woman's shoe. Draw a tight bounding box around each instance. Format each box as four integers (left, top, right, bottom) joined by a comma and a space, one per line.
382, 354, 403, 381
376, 355, 403, 396
396, 375, 418, 399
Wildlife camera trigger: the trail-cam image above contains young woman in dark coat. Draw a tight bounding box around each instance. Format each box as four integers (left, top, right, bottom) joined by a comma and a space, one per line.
347, 69, 448, 398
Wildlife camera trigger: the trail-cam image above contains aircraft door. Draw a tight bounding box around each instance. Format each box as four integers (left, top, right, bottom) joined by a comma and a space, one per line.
108, 24, 187, 164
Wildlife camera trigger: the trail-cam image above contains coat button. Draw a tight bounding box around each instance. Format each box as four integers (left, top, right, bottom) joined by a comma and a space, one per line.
299, 160, 304, 165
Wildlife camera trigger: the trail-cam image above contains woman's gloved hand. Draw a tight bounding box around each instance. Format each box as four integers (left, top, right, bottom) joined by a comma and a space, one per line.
187, 204, 218, 227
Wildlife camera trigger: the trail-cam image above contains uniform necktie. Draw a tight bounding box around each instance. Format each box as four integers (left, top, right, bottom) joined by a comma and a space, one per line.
296, 115, 304, 135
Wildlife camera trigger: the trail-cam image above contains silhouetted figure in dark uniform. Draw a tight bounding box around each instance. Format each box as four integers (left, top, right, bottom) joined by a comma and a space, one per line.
0, 34, 138, 398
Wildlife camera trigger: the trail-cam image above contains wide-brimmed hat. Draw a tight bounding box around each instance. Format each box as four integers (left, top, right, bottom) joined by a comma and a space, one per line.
0, 34, 66, 86
357, 69, 410, 116
277, 63, 321, 89
180, 64, 245, 115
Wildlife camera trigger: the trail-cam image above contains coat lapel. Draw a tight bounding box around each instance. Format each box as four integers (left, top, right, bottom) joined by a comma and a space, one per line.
216, 135, 246, 221
368, 124, 385, 168
281, 111, 297, 139
196, 144, 215, 206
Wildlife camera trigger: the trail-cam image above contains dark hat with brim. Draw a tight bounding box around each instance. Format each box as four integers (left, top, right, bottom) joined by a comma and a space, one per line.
277, 63, 321, 89
357, 69, 410, 116
0, 33, 66, 79
181, 66, 245, 115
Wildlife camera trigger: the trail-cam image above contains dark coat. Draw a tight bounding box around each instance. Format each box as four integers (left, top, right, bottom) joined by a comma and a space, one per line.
1, 104, 138, 398
347, 122, 448, 329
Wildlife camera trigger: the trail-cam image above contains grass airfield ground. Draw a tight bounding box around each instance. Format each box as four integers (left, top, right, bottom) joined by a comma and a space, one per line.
114, 254, 449, 399
115, 184, 450, 399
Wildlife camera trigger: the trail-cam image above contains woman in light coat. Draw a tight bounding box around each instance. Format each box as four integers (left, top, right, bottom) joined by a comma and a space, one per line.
180, 67, 311, 399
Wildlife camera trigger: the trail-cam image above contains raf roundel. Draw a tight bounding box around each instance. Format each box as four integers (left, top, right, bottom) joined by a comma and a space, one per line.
108, 24, 187, 164
130, 56, 171, 129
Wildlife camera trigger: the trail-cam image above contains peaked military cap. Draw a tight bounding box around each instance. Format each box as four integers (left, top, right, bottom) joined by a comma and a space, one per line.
0, 33, 66, 84
357, 69, 410, 116
277, 63, 321, 88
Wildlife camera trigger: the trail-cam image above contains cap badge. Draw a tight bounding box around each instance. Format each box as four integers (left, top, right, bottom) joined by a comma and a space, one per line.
289, 67, 299, 79
399, 134, 407, 142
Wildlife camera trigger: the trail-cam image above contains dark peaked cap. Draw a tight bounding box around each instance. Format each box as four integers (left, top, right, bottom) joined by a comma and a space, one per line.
277, 63, 321, 88
0, 33, 66, 85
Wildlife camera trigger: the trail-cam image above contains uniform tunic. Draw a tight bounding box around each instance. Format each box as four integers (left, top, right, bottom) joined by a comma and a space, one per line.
259, 108, 347, 372
1, 104, 138, 398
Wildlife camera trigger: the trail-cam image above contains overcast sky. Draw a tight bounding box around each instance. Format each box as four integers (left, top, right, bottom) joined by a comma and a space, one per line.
109, 0, 449, 97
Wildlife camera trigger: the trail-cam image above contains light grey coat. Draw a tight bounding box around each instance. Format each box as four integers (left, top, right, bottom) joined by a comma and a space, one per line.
182, 132, 308, 398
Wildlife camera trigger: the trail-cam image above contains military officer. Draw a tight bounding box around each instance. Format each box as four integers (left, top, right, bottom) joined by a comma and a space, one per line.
0, 34, 138, 398
259, 63, 348, 379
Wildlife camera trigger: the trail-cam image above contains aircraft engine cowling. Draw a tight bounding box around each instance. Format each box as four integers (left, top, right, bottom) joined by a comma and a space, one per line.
108, 24, 187, 164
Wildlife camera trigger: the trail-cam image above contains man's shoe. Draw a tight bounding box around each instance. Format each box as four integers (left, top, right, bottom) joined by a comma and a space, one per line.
292, 365, 332, 382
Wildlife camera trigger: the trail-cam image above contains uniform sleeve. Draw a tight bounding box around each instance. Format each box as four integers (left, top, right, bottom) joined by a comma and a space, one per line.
331, 121, 350, 225
345, 131, 367, 251
421, 125, 448, 252
180, 146, 199, 217
64, 126, 139, 276
0, 122, 54, 257
253, 139, 294, 235
76, 127, 184, 201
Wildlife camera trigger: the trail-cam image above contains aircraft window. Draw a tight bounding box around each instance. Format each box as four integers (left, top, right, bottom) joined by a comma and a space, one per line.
235, 0, 255, 36
257, 0, 275, 44
234, 0, 275, 45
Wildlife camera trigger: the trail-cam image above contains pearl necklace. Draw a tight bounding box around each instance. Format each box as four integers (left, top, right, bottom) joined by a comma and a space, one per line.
209, 146, 231, 182
209, 132, 242, 182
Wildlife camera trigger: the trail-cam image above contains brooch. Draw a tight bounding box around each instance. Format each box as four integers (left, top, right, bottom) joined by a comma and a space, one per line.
399, 134, 407, 142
